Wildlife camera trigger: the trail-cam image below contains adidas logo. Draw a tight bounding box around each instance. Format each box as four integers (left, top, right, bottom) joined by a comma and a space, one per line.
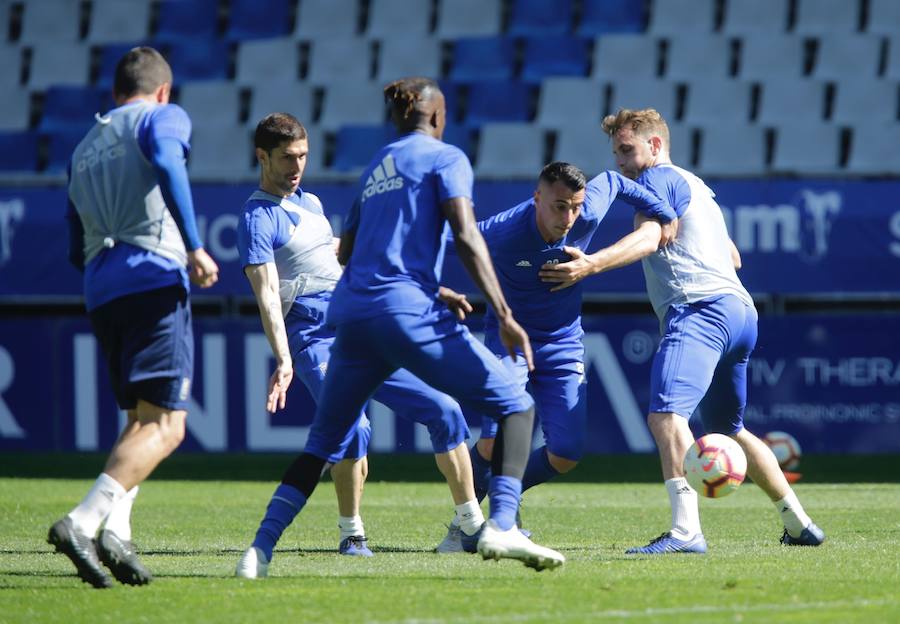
362, 154, 404, 201
515, 260, 532, 267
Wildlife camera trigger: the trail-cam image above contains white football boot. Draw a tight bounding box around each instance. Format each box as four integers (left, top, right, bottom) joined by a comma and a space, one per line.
477, 519, 565, 571
235, 546, 269, 579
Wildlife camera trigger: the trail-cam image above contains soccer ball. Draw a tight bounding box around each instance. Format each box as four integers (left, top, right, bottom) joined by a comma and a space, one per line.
763, 431, 802, 471
683, 433, 747, 498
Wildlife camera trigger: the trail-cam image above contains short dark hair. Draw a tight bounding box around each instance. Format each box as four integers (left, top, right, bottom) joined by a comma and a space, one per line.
113, 46, 173, 99
539, 162, 586, 192
384, 77, 440, 129
254, 113, 308, 153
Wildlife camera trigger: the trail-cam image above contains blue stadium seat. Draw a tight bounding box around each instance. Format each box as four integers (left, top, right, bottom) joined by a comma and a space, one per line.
438, 80, 461, 124
507, 0, 573, 37
95, 43, 148, 88
577, 0, 647, 35
332, 125, 397, 172
0, 131, 38, 173
164, 39, 231, 82
38, 86, 113, 134
225, 0, 292, 41
154, 0, 219, 42
441, 125, 474, 159
520, 36, 590, 83
463, 81, 534, 127
43, 127, 88, 174
448, 37, 516, 82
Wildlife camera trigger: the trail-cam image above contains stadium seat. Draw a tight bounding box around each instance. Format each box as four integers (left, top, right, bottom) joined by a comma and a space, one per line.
375, 36, 442, 83
664, 123, 693, 168
28, 42, 91, 90
164, 39, 230, 82
535, 77, 603, 129
177, 81, 242, 129
0, 91, 30, 131
738, 35, 806, 81
441, 124, 474, 159
438, 80, 461, 123
188, 125, 255, 181
681, 79, 753, 125
553, 124, 618, 175
0, 0, 11, 43
846, 123, 900, 175
664, 35, 733, 81
647, 0, 714, 36
592, 34, 659, 81
770, 122, 842, 175
44, 127, 88, 174
331, 124, 397, 173
225, 0, 292, 41
756, 79, 827, 125
866, 0, 900, 36
885, 37, 900, 81
463, 81, 534, 127
37, 86, 111, 134
721, 0, 789, 35
235, 38, 300, 86
301, 124, 327, 176
154, 0, 219, 42
507, 0, 573, 37
475, 123, 546, 178
694, 123, 767, 176
0, 131, 38, 173
812, 35, 883, 81
19, 0, 80, 43
317, 81, 388, 130
86, 0, 151, 44
436, 0, 502, 39
607, 79, 678, 124
793, 0, 861, 35
520, 36, 590, 83
305, 37, 373, 86
576, 0, 646, 36
0, 45, 21, 88
448, 37, 516, 83
293, 0, 359, 40
246, 82, 315, 128
95, 43, 149, 88
831, 79, 898, 125
366, 0, 432, 39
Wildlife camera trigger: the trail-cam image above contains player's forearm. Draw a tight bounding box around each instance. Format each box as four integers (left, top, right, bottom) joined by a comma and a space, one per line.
337, 228, 356, 266
454, 224, 512, 322
610, 171, 676, 223
587, 221, 662, 274
255, 287, 292, 367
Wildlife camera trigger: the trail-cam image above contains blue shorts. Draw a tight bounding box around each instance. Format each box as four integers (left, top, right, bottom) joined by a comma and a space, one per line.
306, 307, 532, 462
295, 330, 470, 462
649, 294, 758, 434
89, 285, 193, 411
479, 332, 587, 461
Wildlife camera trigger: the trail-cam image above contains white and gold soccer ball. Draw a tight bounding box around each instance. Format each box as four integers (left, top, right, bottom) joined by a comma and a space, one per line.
763, 430, 802, 471
683, 433, 747, 498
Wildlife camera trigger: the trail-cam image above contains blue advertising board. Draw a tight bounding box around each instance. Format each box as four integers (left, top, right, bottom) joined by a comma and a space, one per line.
2, 179, 900, 298
1, 315, 897, 454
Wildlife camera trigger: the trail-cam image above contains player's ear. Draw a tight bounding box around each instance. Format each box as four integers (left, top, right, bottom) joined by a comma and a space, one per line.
255, 147, 268, 167
155, 82, 172, 104
649, 135, 663, 156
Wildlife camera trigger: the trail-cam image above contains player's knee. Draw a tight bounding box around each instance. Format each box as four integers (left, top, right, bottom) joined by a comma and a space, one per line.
547, 451, 579, 474
476, 436, 495, 460
160, 411, 186, 452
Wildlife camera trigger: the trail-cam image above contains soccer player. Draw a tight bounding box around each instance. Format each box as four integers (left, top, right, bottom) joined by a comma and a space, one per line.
234, 112, 484, 575
547, 107, 824, 553
240, 77, 564, 573
50, 46, 219, 588
436, 162, 677, 552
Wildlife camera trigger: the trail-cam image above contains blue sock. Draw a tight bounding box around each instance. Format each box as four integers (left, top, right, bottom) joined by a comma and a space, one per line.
469, 443, 492, 502
252, 483, 307, 561
488, 475, 522, 531
521, 446, 560, 492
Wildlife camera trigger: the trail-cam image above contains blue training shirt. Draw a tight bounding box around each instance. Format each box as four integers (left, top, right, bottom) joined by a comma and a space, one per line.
328, 132, 473, 325
479, 171, 674, 342
237, 189, 337, 353
69, 102, 195, 310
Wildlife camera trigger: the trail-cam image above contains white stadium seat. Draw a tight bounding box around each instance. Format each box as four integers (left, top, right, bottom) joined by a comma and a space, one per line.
694, 123, 767, 177
592, 34, 659, 81
536, 77, 604, 130
721, 0, 789, 35
770, 122, 842, 175
366, 0, 432, 39
647, 0, 715, 36
476, 123, 546, 178
178, 81, 243, 129
436, 0, 502, 39
87, 0, 152, 44
235, 38, 301, 87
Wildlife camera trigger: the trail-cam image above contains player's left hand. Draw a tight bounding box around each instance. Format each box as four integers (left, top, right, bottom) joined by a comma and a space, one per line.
539, 246, 594, 292
659, 218, 679, 247
438, 286, 473, 320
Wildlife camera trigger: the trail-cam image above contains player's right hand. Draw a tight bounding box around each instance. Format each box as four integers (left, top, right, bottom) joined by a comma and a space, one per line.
266, 361, 293, 413
498, 316, 534, 372
658, 218, 679, 247
188, 248, 220, 288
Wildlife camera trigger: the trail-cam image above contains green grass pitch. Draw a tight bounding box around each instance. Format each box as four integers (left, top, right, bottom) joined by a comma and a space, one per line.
1, 456, 898, 623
